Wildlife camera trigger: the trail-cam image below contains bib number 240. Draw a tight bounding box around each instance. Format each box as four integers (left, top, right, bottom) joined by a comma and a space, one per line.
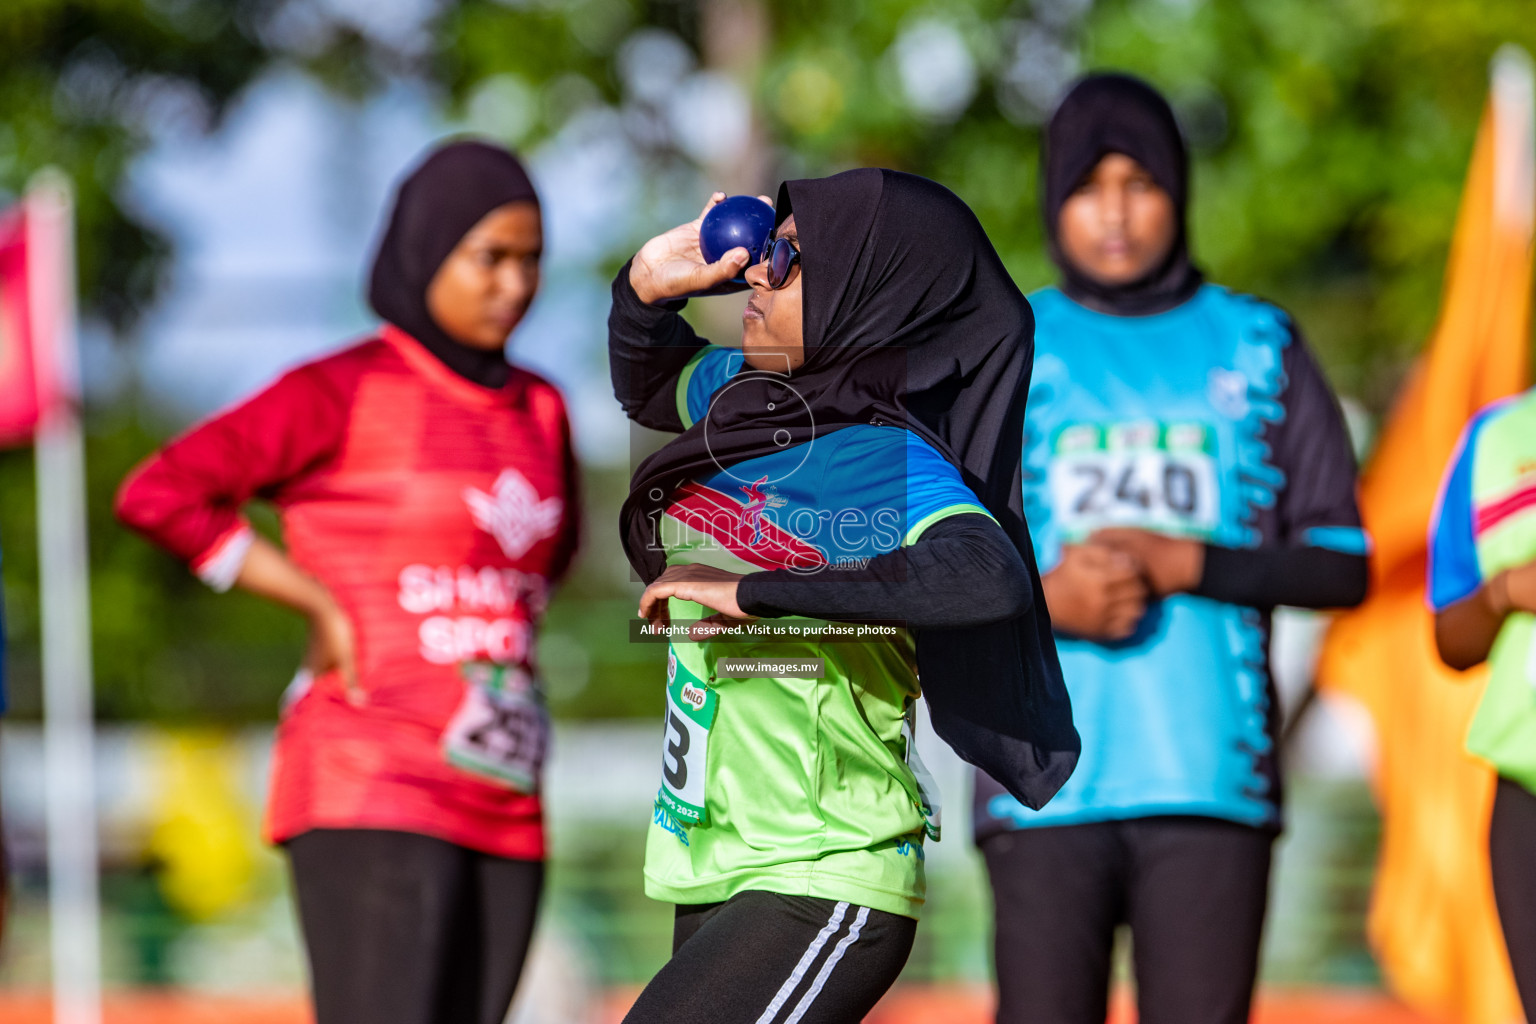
658, 647, 717, 826
1048, 420, 1219, 539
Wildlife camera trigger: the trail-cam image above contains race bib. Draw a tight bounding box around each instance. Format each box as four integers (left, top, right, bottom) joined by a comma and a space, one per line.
442, 662, 549, 793
657, 646, 717, 827
1048, 420, 1220, 541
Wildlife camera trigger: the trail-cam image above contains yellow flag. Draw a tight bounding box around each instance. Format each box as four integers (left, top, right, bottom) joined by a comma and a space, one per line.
1316, 46, 1535, 1024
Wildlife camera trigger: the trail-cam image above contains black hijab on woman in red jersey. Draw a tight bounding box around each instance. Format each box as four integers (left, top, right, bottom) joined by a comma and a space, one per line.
619, 168, 1079, 811
367, 139, 540, 388
1044, 72, 1204, 316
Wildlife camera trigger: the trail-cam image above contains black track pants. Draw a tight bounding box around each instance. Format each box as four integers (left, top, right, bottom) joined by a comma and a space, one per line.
983, 816, 1273, 1024
1490, 777, 1536, 1018
623, 889, 916, 1024
286, 828, 543, 1024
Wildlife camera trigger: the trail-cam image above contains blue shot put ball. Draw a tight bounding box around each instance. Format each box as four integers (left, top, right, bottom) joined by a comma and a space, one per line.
699, 195, 776, 283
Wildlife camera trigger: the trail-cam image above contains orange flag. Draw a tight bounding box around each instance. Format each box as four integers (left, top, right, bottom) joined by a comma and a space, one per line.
1316, 47, 1535, 1024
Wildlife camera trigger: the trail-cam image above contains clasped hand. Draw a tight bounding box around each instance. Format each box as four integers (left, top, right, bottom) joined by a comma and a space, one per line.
1043, 528, 1204, 642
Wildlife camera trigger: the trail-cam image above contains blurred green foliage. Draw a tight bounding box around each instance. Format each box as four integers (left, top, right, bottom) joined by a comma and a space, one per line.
436, 0, 1536, 403
0, 408, 308, 720
0, 0, 460, 330
2, 0, 1535, 720
0, 1, 267, 328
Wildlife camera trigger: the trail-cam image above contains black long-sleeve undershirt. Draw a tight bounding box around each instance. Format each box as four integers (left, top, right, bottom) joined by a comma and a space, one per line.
608, 260, 703, 434
737, 513, 1032, 629
1185, 325, 1369, 612
1193, 543, 1367, 610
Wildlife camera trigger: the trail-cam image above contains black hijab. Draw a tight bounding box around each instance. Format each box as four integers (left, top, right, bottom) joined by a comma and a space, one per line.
1044, 73, 1203, 316
368, 139, 540, 388
620, 168, 1079, 811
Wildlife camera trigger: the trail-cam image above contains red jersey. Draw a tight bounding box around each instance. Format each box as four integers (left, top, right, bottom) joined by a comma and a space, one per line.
117, 326, 579, 859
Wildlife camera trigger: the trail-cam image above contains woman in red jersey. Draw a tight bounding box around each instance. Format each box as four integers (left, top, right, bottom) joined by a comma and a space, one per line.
116, 140, 579, 1024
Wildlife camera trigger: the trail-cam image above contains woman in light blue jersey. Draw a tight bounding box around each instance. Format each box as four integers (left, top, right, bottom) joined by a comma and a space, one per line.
975, 73, 1370, 1024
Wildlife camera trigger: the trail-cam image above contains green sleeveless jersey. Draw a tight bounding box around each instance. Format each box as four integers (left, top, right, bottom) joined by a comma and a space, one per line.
1430, 390, 1536, 788
643, 423, 989, 919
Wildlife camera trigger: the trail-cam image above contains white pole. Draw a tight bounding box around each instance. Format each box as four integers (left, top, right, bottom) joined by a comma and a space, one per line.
1492, 44, 1535, 233
28, 171, 101, 1024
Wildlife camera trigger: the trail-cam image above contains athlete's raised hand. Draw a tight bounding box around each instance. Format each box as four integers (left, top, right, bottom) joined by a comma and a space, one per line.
640, 563, 759, 641
1042, 542, 1149, 641
629, 192, 773, 305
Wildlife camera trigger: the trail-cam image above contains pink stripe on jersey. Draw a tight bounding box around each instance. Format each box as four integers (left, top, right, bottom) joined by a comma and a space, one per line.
1475, 480, 1536, 537
667, 480, 827, 570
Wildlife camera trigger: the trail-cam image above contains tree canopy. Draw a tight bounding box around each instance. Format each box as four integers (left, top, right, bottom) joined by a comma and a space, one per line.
2, 0, 1533, 720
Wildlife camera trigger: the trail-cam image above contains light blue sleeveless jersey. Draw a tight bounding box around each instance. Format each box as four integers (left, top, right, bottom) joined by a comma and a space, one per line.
976, 285, 1367, 832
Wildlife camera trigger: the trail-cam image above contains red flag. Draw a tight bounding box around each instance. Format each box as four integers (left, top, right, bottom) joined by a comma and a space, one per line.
0, 197, 67, 446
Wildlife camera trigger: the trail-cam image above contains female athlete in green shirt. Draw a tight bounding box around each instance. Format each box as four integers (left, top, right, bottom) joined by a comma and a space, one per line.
608, 169, 1075, 1024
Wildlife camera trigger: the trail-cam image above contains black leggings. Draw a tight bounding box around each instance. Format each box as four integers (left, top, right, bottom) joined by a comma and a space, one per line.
286, 828, 543, 1024
622, 890, 916, 1024
982, 816, 1273, 1024
1491, 777, 1536, 1017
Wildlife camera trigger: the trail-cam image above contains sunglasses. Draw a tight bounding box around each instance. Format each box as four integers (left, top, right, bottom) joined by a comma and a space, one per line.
761, 236, 801, 289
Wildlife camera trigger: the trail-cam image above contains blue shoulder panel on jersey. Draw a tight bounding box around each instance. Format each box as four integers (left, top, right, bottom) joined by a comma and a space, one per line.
689, 426, 989, 567
817, 427, 991, 544
679, 347, 745, 429
1429, 402, 1508, 611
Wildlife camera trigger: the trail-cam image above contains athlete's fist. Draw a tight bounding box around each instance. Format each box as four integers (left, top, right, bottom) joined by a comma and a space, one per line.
1090, 528, 1205, 598
1042, 542, 1149, 641
629, 192, 772, 304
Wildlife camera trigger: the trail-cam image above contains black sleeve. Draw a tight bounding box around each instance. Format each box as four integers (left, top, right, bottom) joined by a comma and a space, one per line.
736, 513, 1033, 629
1192, 326, 1368, 610
1196, 544, 1367, 608
608, 259, 709, 433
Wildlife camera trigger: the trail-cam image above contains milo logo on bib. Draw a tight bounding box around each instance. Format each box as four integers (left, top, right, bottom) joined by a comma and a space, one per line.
1048, 419, 1220, 541
678, 680, 708, 712
658, 646, 718, 827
